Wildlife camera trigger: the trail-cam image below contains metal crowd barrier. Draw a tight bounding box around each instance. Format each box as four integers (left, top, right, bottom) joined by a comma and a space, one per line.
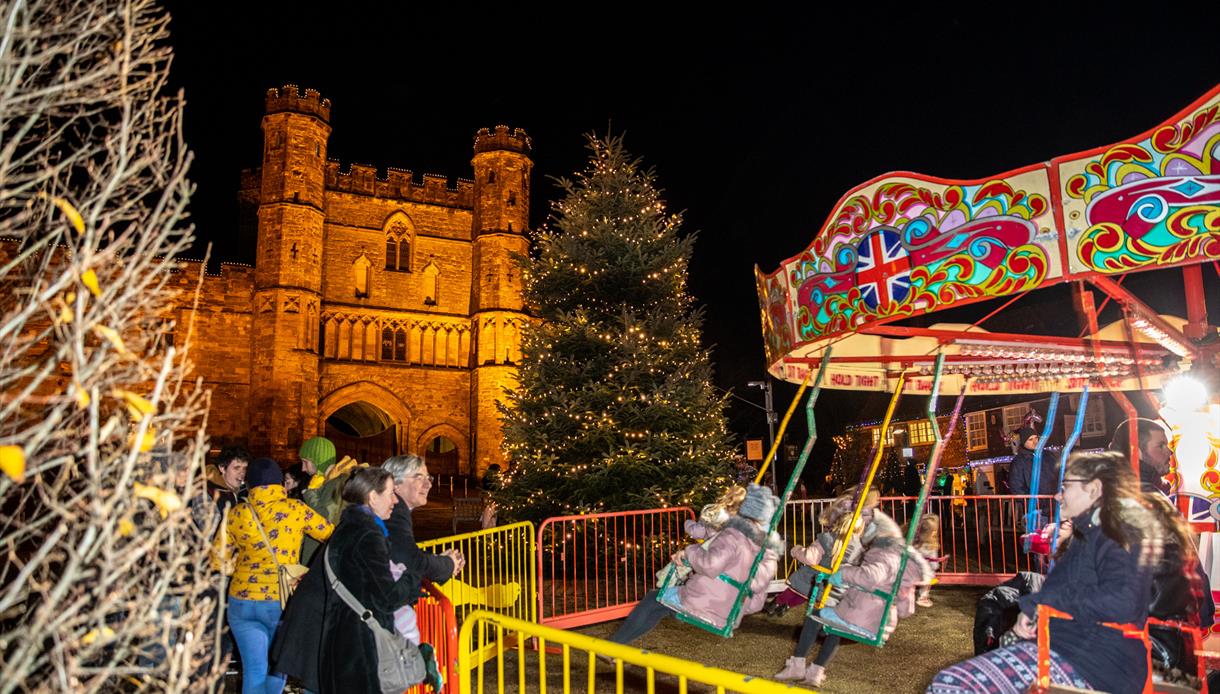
536, 507, 695, 629
418, 521, 537, 628
779, 495, 1058, 586
457, 609, 816, 694
405, 579, 459, 694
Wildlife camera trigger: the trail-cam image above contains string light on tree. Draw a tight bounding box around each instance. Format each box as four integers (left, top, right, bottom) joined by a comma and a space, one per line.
493, 134, 734, 523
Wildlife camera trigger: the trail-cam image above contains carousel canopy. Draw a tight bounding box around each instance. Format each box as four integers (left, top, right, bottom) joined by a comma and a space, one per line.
756, 83, 1220, 392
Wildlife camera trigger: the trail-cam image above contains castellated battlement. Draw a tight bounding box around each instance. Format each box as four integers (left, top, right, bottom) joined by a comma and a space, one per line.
324, 161, 474, 207
474, 125, 531, 155
265, 84, 331, 122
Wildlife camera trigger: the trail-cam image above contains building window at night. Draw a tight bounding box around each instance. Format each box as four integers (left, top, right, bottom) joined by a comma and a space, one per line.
965, 412, 987, 451
423, 261, 439, 306
1002, 405, 1028, 436
870, 426, 894, 447
385, 220, 413, 272
907, 420, 935, 446
378, 326, 407, 363
1066, 396, 1107, 438
381, 327, 408, 362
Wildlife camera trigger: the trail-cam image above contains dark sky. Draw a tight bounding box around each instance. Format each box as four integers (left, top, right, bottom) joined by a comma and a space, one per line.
164, 4, 1220, 484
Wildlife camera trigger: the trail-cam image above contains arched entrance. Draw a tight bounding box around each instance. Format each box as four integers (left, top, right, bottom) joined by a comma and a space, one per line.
318, 382, 413, 465
425, 436, 459, 476
415, 424, 470, 477
325, 401, 398, 464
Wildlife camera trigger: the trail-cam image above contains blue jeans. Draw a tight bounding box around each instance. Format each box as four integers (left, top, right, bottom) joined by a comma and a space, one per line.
228, 598, 285, 694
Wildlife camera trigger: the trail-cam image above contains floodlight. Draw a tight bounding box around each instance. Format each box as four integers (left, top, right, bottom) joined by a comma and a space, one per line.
1164, 375, 1208, 412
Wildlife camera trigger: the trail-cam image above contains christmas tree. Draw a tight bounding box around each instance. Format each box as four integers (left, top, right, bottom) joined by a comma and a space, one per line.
495, 135, 734, 524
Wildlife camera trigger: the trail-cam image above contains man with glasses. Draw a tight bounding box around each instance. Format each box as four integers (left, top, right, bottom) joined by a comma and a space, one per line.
383, 455, 465, 601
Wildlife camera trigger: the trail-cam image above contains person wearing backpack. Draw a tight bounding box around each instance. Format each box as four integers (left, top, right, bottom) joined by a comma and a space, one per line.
213, 458, 333, 694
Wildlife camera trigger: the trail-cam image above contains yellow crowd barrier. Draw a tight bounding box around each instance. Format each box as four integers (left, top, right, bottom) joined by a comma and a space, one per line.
419, 520, 537, 662
458, 610, 816, 694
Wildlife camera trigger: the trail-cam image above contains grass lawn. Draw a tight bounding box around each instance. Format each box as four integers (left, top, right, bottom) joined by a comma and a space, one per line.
567, 585, 986, 693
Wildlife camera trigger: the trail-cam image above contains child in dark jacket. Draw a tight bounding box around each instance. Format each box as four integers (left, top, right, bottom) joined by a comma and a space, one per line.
765, 491, 862, 616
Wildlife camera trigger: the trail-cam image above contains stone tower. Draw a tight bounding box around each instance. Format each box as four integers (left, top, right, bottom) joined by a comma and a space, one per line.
250, 85, 331, 459
470, 126, 532, 473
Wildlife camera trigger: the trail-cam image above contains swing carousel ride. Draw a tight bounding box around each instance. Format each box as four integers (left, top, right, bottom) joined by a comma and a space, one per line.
742, 82, 1220, 652
755, 81, 1220, 526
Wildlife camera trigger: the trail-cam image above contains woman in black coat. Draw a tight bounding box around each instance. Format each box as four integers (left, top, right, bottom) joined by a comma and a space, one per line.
270, 467, 416, 693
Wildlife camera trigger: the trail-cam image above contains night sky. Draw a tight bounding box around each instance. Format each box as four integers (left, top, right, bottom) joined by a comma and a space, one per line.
164, 4, 1220, 486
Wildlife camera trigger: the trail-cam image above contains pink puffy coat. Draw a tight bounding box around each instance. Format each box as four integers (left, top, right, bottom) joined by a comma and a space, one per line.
792, 510, 932, 644
674, 517, 780, 629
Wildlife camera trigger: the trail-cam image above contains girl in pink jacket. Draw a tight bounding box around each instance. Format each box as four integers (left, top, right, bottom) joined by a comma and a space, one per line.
609, 484, 783, 644
775, 505, 932, 686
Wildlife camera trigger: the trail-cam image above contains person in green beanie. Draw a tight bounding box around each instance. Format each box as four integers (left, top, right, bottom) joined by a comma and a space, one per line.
299, 436, 359, 564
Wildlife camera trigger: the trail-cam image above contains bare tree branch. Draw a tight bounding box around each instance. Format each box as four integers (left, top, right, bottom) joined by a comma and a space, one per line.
0, 1, 222, 690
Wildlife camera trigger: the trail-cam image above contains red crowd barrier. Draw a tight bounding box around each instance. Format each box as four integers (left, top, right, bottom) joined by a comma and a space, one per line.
780, 495, 1058, 586
405, 578, 459, 694
536, 507, 695, 629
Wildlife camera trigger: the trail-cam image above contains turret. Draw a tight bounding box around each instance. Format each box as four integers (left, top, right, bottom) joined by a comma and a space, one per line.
470, 126, 532, 476
471, 125, 532, 237
249, 84, 330, 458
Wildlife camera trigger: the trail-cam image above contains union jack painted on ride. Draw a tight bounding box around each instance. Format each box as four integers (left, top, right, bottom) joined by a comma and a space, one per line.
854, 230, 910, 310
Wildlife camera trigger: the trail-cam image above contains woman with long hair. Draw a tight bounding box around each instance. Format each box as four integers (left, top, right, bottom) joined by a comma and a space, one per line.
927, 451, 1162, 694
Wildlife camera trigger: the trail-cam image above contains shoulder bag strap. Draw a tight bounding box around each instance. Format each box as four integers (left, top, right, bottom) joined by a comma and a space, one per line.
324, 544, 379, 622
244, 502, 283, 573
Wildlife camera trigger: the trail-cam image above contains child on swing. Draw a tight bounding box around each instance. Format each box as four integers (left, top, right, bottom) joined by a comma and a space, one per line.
774, 487, 932, 687
655, 485, 747, 587
609, 484, 783, 644
911, 513, 942, 608
764, 490, 864, 617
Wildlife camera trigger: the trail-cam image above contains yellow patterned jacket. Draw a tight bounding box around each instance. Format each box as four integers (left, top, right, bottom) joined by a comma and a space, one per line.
215, 484, 334, 601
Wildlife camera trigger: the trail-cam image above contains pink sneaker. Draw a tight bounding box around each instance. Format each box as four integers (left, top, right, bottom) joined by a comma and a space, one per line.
804, 663, 826, 687
773, 656, 806, 681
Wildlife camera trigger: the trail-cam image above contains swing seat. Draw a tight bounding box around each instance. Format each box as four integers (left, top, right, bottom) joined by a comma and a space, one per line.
811, 606, 884, 644
657, 574, 752, 635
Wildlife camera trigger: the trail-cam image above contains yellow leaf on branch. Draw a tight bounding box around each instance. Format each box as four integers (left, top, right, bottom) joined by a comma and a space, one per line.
133, 481, 181, 518
39, 193, 85, 234
80, 269, 101, 297
72, 382, 90, 409
129, 427, 156, 453
112, 389, 154, 418
92, 325, 132, 358
80, 626, 115, 646
118, 517, 135, 537
0, 446, 26, 483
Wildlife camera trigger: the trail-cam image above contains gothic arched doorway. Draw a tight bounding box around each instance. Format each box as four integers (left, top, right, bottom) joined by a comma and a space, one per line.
325, 400, 398, 464
424, 435, 460, 476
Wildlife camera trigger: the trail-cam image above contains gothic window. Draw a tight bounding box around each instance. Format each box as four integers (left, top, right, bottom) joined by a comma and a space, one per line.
507, 189, 516, 207
380, 326, 408, 362
381, 328, 394, 361
353, 254, 372, 298
423, 261, 439, 306
487, 170, 496, 184
385, 221, 413, 272
394, 329, 407, 361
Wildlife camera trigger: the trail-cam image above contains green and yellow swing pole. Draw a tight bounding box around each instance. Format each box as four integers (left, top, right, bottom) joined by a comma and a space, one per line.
811, 369, 908, 609
661, 349, 832, 638
753, 351, 830, 489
